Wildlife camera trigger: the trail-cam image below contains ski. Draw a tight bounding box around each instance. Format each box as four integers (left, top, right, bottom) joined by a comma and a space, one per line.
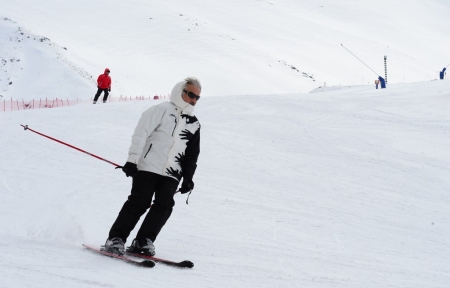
82, 244, 155, 268
125, 251, 194, 268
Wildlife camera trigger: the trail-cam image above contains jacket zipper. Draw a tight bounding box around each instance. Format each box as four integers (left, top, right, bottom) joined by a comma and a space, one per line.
164, 113, 181, 175
144, 143, 153, 158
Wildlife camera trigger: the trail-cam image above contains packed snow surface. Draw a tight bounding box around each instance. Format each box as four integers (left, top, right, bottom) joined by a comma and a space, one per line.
1, 80, 450, 287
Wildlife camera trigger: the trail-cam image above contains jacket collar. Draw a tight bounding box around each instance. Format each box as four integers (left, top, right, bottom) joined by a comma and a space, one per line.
170, 81, 195, 115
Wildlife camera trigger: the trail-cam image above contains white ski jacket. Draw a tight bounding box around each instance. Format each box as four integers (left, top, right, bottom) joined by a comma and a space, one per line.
126, 81, 201, 182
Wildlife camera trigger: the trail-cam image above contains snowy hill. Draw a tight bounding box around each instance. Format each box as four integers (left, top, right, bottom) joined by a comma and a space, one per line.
1, 0, 450, 99
0, 18, 93, 101
1, 0, 450, 287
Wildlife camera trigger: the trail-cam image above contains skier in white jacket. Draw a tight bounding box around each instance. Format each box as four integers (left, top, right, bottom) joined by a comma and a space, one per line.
103, 77, 202, 256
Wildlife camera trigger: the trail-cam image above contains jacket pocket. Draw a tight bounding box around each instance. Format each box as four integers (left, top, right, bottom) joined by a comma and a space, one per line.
144, 143, 153, 158
171, 116, 178, 136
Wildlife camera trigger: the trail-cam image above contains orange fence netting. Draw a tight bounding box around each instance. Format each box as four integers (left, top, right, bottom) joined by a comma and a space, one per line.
0, 95, 169, 112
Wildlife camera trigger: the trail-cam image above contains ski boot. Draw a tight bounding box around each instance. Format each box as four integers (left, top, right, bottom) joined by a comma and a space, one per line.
101, 237, 125, 255
126, 238, 155, 256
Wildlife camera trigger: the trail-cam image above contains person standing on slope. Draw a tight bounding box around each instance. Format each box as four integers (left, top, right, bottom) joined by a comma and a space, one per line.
375, 79, 380, 89
102, 77, 202, 256
439, 67, 446, 80
378, 76, 386, 89
93, 68, 112, 104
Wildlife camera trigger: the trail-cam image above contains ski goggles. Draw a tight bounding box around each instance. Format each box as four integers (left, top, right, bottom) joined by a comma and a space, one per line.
183, 89, 200, 100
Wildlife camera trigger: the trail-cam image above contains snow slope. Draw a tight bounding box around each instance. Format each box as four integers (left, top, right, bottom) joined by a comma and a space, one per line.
1, 0, 450, 98
0, 18, 93, 101
1, 79, 450, 287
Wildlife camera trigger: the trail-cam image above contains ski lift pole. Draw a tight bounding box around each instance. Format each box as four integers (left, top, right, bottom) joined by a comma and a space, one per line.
341, 43, 380, 76
20, 124, 121, 168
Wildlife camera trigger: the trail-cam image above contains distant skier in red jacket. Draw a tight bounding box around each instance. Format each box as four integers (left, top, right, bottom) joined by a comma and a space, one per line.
93, 68, 111, 104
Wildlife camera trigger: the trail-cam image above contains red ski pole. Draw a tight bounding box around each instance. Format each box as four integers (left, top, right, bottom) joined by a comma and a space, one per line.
21, 124, 121, 167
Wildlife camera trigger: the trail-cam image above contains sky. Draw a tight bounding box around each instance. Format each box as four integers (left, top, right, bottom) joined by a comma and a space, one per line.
0, 1, 450, 287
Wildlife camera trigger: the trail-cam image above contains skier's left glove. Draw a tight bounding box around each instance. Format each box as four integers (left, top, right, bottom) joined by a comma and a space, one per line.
179, 178, 194, 194
122, 162, 137, 177
108, 88, 111, 92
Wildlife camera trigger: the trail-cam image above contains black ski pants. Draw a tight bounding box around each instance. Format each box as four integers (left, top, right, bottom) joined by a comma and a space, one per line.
108, 171, 178, 243
94, 88, 109, 102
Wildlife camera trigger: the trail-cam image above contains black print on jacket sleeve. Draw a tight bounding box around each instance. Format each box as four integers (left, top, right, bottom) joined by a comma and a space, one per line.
166, 167, 182, 180
181, 114, 198, 124
180, 129, 194, 140
175, 152, 185, 165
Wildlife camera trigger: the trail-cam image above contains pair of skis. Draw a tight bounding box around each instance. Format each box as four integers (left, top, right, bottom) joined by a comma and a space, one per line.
82, 244, 194, 268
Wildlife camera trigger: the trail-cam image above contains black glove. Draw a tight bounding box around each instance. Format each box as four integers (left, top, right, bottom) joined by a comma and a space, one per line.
108, 88, 111, 92
122, 162, 137, 177
179, 178, 194, 194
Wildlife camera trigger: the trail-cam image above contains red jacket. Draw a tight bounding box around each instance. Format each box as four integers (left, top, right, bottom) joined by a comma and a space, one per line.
97, 69, 111, 89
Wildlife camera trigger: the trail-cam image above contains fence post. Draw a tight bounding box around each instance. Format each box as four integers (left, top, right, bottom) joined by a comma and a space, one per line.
384, 55, 388, 83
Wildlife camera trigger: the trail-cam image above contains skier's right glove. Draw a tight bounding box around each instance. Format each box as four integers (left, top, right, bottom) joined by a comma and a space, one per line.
122, 162, 138, 177
179, 178, 194, 194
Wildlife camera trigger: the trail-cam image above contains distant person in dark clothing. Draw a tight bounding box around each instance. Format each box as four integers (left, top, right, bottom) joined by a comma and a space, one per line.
93, 68, 111, 104
375, 79, 380, 89
440, 67, 446, 80
378, 76, 386, 89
